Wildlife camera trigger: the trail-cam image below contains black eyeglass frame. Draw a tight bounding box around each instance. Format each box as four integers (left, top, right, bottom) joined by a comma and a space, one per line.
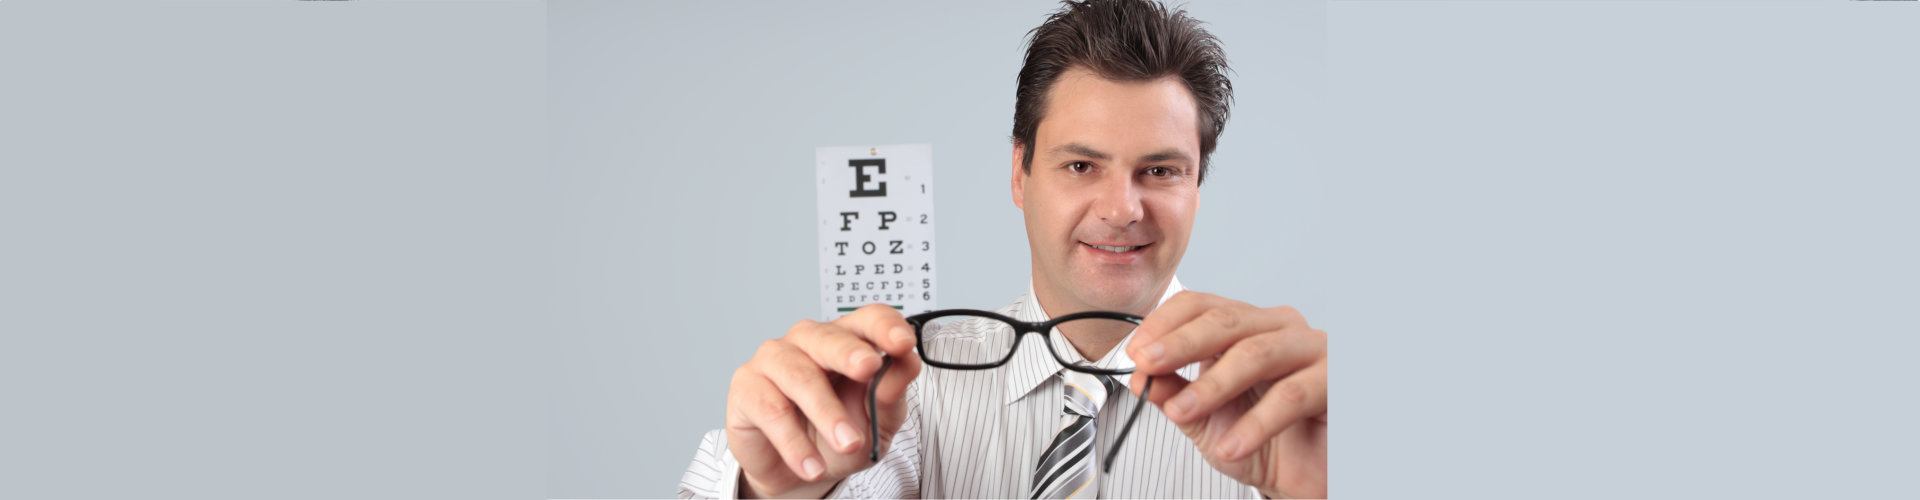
866, 309, 1156, 474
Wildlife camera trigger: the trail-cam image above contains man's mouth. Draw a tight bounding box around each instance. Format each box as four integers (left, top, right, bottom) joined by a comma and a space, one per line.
1083, 242, 1150, 253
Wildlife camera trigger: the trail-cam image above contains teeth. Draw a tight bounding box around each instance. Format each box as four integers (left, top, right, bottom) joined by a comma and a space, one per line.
1090, 244, 1139, 252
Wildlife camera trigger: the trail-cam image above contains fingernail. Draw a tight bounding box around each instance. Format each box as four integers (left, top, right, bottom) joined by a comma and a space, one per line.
802, 456, 824, 480
1140, 342, 1165, 365
1168, 390, 1196, 419
1215, 434, 1245, 460
890, 325, 915, 346
835, 422, 860, 452
849, 350, 878, 373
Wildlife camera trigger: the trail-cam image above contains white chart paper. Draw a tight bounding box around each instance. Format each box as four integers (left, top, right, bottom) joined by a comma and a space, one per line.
816, 144, 936, 321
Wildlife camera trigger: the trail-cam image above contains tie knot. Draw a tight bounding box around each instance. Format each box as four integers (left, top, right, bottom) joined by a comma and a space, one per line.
1061, 371, 1116, 418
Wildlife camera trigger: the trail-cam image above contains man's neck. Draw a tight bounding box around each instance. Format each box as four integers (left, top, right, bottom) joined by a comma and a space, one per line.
1029, 279, 1172, 363
1061, 327, 1127, 363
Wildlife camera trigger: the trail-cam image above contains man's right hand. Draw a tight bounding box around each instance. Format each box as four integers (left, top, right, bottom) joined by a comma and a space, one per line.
725, 304, 923, 499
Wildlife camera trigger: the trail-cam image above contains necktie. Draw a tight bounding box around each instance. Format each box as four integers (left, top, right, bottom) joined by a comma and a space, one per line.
1030, 371, 1119, 499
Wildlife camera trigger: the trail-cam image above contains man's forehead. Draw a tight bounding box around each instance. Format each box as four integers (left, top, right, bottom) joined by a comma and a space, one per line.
1034, 68, 1201, 159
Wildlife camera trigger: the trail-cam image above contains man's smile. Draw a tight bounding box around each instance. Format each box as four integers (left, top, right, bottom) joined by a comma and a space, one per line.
1080, 241, 1152, 261
1083, 241, 1149, 252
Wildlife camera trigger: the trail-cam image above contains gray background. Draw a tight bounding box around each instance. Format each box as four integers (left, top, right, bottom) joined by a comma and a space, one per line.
1325, 1, 1919, 497
1, 2, 547, 499
0, 0, 1914, 499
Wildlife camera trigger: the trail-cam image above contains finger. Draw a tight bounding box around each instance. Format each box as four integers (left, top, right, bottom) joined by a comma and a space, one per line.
1131, 370, 1190, 405
759, 340, 865, 455
725, 373, 800, 490
862, 353, 921, 461
824, 373, 884, 473
1131, 371, 1214, 445
1160, 330, 1321, 424
788, 320, 887, 382
1131, 291, 1227, 347
822, 358, 911, 466
730, 371, 828, 483
871, 351, 922, 408
1131, 302, 1289, 375
1216, 360, 1328, 462
833, 303, 917, 356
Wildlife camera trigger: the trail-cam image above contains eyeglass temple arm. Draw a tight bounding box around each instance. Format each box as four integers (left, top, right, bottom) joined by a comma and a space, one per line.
867, 355, 893, 462
1102, 375, 1152, 473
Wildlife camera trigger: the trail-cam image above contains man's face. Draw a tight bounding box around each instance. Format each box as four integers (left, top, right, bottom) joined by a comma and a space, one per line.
1013, 66, 1201, 316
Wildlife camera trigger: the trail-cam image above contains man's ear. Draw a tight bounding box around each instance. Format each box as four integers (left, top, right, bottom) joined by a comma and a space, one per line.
1011, 142, 1028, 210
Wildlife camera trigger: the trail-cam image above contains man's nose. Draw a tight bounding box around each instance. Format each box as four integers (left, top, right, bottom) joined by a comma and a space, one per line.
1093, 173, 1143, 228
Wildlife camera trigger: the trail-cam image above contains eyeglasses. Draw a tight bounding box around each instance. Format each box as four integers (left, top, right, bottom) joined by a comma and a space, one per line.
866, 309, 1155, 473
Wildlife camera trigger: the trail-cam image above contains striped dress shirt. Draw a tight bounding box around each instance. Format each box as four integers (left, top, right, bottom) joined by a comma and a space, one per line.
679, 278, 1263, 498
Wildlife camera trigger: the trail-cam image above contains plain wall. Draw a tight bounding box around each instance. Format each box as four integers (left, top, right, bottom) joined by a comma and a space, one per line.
1325, 2, 1920, 497
2, 2, 547, 499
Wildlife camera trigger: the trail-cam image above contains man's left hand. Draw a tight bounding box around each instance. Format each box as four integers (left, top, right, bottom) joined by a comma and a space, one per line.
1127, 291, 1328, 499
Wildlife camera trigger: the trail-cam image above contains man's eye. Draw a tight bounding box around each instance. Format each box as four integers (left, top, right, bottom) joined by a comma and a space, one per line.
1067, 162, 1092, 174
1146, 166, 1171, 177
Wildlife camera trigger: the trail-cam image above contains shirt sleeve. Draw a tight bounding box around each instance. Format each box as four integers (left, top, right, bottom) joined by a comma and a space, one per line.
677, 429, 742, 500
678, 379, 924, 500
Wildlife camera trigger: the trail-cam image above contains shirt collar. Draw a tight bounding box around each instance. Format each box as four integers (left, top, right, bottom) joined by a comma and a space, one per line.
1002, 276, 1185, 406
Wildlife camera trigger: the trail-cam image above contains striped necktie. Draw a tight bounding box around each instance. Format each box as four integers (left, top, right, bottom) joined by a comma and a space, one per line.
1030, 371, 1118, 499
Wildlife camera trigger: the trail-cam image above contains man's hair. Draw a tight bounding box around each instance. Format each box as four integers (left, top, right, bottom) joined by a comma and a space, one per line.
1012, 0, 1233, 185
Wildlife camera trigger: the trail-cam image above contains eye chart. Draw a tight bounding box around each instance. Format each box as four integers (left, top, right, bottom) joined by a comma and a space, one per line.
817, 144, 936, 321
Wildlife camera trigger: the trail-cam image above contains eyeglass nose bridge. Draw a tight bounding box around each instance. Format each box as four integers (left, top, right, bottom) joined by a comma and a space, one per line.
1032, 314, 1147, 376
1030, 326, 1137, 376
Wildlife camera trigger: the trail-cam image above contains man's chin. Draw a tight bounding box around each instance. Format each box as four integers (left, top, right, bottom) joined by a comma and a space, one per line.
1071, 277, 1160, 313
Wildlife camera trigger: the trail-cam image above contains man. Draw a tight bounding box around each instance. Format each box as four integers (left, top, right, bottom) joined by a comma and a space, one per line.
680, 1, 1327, 498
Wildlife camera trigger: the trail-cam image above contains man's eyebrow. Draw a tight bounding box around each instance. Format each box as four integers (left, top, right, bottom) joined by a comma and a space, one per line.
1050, 143, 1110, 160
1140, 149, 1193, 164
1050, 143, 1192, 164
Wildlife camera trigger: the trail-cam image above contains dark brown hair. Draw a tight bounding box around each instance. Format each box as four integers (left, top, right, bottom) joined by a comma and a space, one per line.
1012, 0, 1233, 185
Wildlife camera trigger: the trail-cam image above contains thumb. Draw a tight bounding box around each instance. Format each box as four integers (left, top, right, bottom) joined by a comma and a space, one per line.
1144, 374, 1211, 443
826, 353, 920, 476
866, 355, 921, 452
1139, 366, 1242, 455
